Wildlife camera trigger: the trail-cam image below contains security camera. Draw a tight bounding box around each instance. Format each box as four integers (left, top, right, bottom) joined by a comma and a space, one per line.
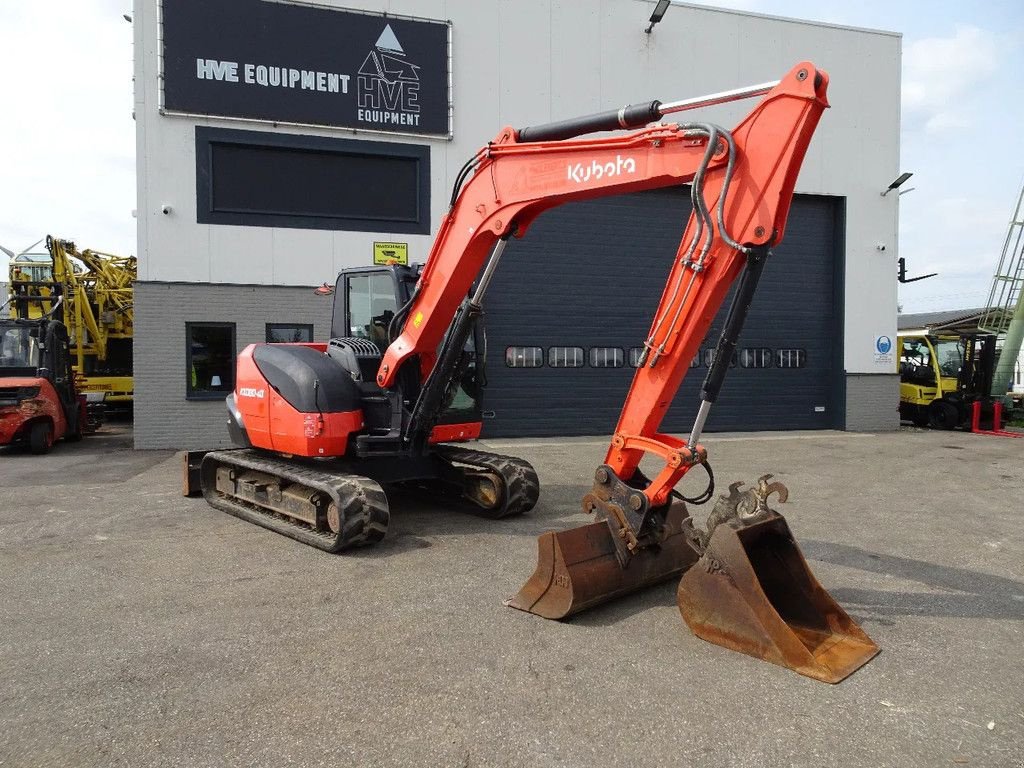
161, 204, 173, 215
876, 243, 886, 252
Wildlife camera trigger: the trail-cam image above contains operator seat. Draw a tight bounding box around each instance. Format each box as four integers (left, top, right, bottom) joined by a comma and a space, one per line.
368, 300, 395, 353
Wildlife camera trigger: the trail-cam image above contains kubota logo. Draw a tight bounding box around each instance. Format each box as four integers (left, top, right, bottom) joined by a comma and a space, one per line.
567, 155, 637, 183
239, 387, 265, 399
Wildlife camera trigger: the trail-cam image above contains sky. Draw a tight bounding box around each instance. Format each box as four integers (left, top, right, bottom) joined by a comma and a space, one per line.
1, 0, 1022, 313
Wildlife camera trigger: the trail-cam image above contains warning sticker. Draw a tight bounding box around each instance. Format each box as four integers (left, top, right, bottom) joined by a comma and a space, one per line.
373, 241, 408, 265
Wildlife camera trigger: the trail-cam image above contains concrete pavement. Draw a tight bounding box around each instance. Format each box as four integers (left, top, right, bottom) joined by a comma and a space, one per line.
0, 426, 1022, 767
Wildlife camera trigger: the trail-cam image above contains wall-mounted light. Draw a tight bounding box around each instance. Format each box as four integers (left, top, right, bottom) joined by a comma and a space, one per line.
881, 172, 913, 197
645, 0, 671, 34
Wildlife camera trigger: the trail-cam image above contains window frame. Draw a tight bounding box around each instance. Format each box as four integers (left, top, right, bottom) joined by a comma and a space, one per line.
186, 321, 237, 401
740, 347, 774, 369
703, 348, 738, 368
588, 347, 625, 368
775, 348, 808, 369
344, 270, 399, 351
548, 346, 586, 369
195, 126, 431, 233
505, 346, 544, 369
265, 323, 314, 344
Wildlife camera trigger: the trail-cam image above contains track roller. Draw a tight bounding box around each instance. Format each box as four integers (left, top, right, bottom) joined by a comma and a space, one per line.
427, 445, 541, 518
200, 449, 389, 553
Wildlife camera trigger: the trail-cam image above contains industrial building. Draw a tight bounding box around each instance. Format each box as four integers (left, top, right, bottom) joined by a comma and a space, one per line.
131, 0, 902, 449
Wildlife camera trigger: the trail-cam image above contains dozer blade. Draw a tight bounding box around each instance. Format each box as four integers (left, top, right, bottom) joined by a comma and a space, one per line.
506, 503, 699, 619
677, 511, 879, 683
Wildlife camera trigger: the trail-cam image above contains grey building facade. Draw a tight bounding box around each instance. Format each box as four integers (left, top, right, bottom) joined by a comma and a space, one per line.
132, 0, 903, 449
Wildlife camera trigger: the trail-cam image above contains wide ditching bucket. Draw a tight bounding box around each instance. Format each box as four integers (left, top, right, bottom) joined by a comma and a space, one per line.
678, 511, 879, 683
505, 502, 699, 619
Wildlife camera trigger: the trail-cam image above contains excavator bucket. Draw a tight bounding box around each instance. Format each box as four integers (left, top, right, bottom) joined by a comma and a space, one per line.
510, 473, 877, 682
506, 502, 699, 619
677, 511, 879, 683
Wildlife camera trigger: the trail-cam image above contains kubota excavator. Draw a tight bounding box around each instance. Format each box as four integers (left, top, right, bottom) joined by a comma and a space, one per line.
200, 62, 879, 682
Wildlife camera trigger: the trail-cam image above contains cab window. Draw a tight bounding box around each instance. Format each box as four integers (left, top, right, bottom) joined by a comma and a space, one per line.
347, 272, 397, 352
900, 339, 935, 384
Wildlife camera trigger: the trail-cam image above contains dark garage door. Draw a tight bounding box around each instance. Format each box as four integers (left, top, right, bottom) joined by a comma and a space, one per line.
481, 188, 843, 437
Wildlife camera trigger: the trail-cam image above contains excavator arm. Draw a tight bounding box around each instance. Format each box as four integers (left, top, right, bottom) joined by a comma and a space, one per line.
388, 63, 878, 683
381, 63, 827, 508
379, 64, 827, 392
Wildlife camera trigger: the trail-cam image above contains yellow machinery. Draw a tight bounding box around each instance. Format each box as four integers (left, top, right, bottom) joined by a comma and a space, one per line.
897, 332, 998, 429
8, 237, 135, 405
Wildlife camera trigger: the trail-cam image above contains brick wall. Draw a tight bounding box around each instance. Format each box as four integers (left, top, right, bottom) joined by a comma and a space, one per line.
844, 373, 900, 431
133, 281, 334, 449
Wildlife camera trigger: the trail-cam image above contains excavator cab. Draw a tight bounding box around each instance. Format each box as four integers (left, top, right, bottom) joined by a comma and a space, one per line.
330, 264, 484, 434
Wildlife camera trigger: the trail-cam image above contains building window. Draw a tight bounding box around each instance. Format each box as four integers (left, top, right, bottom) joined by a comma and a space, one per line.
187, 322, 236, 400
741, 348, 773, 369
195, 127, 430, 233
589, 347, 624, 368
703, 348, 737, 368
266, 323, 314, 343
629, 347, 700, 368
776, 349, 807, 369
505, 346, 543, 368
548, 346, 585, 368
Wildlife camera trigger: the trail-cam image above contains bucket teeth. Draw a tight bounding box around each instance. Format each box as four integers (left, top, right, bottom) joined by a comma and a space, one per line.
677, 511, 879, 683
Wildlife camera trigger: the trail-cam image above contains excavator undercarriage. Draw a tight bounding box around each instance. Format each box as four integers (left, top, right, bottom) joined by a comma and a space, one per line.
202, 445, 539, 552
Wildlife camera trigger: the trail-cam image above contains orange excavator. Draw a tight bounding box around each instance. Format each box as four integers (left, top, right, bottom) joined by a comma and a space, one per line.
200, 62, 879, 682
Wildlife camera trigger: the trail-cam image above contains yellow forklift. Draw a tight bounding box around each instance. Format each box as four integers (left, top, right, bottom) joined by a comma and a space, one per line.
898, 332, 998, 429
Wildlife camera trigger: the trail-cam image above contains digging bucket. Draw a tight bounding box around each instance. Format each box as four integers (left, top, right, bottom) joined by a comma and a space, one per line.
506, 503, 699, 619
677, 511, 879, 683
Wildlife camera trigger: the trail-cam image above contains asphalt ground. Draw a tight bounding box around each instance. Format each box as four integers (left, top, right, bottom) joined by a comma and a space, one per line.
0, 424, 1022, 767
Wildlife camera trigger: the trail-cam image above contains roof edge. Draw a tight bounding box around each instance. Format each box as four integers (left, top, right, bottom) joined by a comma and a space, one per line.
659, 1, 902, 39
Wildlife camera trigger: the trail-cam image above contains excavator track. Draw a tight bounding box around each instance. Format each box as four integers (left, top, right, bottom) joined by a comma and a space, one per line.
200, 449, 389, 553
423, 445, 541, 519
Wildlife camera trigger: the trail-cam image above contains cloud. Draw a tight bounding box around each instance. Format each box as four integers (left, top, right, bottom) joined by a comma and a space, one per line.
0, 1, 136, 271
902, 25, 997, 134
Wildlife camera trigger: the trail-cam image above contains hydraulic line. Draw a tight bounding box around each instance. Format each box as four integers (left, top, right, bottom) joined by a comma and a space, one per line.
639, 122, 746, 366
671, 459, 715, 506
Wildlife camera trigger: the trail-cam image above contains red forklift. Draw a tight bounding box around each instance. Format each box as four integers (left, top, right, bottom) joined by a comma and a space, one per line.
0, 297, 87, 453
